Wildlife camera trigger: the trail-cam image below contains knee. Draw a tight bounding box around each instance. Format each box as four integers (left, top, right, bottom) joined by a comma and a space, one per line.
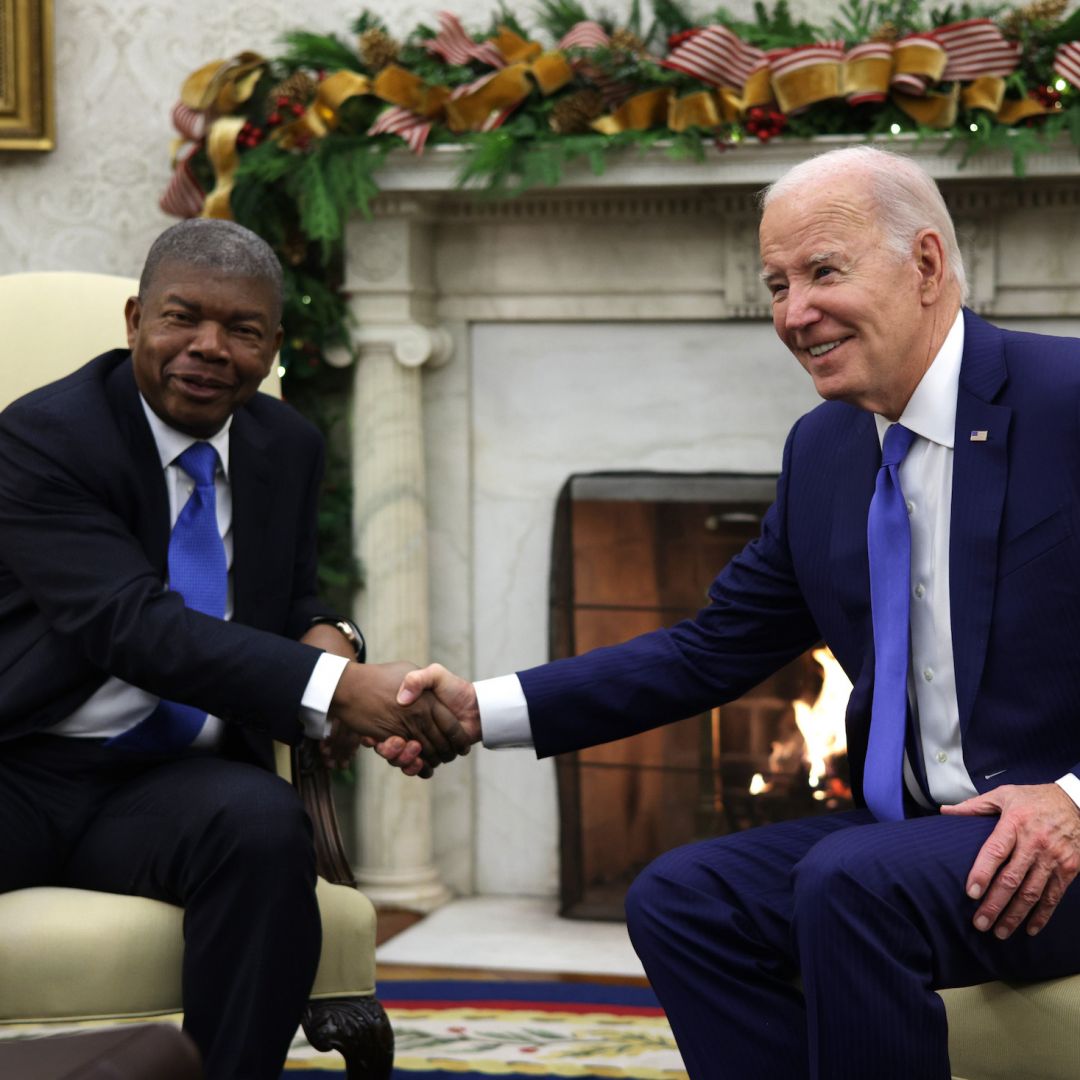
625, 842, 724, 946
792, 829, 881, 921
206, 776, 315, 875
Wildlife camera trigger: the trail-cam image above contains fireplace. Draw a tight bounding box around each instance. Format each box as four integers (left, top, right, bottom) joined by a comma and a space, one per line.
551, 472, 853, 920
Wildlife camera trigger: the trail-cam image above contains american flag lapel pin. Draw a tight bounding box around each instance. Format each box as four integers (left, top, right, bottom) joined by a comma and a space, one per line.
970, 430, 989, 442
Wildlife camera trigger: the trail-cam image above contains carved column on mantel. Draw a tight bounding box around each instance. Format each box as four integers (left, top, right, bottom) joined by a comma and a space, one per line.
340, 198, 454, 911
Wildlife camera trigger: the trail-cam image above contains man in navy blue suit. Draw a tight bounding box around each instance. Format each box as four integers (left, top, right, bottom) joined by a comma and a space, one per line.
0, 219, 468, 1079
381, 147, 1080, 1078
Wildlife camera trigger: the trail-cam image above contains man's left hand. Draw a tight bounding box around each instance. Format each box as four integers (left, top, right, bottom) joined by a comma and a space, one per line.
942, 783, 1080, 938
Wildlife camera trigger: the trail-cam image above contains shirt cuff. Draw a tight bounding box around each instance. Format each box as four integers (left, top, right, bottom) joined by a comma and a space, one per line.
299, 653, 351, 740
475, 674, 534, 749
1055, 773, 1080, 812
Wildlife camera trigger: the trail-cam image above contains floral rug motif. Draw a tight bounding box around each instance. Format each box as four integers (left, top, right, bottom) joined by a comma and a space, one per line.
286, 980, 688, 1078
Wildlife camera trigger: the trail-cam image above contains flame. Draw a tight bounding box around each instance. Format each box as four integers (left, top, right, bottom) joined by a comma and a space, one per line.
792, 646, 851, 787
749, 772, 770, 795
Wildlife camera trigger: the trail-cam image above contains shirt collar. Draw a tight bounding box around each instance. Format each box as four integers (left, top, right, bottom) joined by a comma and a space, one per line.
139, 395, 232, 477
874, 308, 964, 450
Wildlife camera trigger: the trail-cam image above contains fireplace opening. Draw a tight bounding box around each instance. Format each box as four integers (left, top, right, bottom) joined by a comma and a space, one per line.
551, 472, 853, 921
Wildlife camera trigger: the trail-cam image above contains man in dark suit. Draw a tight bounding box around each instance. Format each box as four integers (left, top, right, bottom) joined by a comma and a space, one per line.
0, 219, 468, 1079
382, 147, 1080, 1078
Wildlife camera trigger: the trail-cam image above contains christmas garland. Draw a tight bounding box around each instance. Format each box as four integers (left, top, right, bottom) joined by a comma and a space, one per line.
157, 0, 1080, 599
160, 0, 1080, 376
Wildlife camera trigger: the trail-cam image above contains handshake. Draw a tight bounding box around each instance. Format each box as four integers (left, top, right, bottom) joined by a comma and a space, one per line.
325, 661, 481, 778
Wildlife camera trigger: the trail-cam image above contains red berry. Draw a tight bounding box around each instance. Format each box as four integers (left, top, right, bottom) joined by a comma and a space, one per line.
291, 102, 305, 116
267, 112, 282, 125
276, 95, 290, 107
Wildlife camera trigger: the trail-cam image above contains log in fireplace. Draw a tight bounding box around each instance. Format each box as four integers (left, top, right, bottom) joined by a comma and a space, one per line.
552, 472, 852, 921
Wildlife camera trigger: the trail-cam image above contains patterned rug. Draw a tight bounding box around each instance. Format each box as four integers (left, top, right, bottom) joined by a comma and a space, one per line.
287, 980, 688, 1078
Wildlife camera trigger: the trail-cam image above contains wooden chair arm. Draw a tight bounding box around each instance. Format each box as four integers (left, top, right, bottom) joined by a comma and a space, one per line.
292, 739, 356, 887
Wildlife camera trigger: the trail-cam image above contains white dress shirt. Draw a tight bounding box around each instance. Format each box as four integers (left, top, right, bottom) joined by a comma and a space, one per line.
51, 397, 347, 745
476, 310, 1080, 810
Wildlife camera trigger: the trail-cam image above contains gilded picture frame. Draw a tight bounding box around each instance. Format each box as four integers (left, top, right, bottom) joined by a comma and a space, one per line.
0, 0, 54, 150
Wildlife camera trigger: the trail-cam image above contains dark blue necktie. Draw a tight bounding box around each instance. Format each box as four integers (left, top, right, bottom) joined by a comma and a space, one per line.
109, 442, 226, 752
864, 423, 917, 822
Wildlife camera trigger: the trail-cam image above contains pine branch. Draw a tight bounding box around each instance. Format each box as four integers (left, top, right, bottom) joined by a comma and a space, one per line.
279, 31, 364, 74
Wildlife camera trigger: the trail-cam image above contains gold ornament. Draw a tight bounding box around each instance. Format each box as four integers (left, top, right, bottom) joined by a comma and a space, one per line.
549, 88, 605, 133
359, 27, 400, 72
609, 28, 646, 55
270, 70, 316, 106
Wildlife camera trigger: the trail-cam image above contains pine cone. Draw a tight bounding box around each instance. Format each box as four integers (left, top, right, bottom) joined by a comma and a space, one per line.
609, 28, 646, 55
549, 89, 605, 134
1002, 0, 1068, 38
870, 21, 899, 43
359, 27, 400, 72
270, 71, 316, 107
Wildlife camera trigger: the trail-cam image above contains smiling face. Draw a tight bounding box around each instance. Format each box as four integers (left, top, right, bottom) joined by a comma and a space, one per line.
126, 261, 283, 438
759, 172, 953, 420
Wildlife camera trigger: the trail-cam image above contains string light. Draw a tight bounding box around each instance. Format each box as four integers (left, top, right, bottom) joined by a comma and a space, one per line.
889, 123, 902, 134
1055, 78, 1068, 92
969, 122, 979, 132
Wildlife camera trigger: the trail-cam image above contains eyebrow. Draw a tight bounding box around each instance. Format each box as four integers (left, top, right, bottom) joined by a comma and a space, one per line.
758, 250, 842, 284
160, 294, 269, 325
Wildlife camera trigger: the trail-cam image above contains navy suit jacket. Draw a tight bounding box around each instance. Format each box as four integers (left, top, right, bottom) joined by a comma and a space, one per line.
519, 310, 1080, 807
0, 350, 333, 767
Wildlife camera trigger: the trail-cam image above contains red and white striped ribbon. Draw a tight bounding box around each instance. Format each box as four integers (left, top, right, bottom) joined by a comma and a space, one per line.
367, 106, 432, 154
844, 41, 893, 105
159, 149, 205, 218
662, 25, 766, 91
557, 20, 610, 51
767, 40, 845, 79
1054, 41, 1080, 85
171, 102, 205, 142
937, 18, 1021, 80
425, 10, 506, 68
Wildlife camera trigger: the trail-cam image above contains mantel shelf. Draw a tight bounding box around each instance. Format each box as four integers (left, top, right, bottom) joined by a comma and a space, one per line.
370, 134, 1080, 197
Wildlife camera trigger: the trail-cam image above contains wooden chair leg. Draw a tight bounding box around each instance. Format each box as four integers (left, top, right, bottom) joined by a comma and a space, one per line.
302, 997, 394, 1080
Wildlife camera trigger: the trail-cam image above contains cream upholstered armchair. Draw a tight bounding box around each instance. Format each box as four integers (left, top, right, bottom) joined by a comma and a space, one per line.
0, 272, 392, 1078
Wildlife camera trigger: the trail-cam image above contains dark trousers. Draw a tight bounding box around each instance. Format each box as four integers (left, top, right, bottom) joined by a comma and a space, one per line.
0, 735, 322, 1080
625, 808, 1080, 1080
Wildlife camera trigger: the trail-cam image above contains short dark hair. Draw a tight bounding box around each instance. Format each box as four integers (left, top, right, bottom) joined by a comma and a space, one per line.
139, 219, 284, 321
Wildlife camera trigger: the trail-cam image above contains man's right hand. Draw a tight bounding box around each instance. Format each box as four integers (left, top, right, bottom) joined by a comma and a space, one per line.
328, 661, 473, 776
367, 664, 483, 776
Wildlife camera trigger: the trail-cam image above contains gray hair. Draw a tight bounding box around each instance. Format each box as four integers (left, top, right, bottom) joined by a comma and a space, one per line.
139, 218, 284, 320
760, 145, 968, 302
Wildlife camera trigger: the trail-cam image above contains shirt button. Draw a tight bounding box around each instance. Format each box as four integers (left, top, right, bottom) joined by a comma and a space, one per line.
936, 751, 948, 764
913, 583, 926, 599
906, 500, 915, 514
923, 667, 934, 682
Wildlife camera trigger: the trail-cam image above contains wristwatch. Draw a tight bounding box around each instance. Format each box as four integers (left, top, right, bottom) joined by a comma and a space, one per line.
309, 616, 366, 663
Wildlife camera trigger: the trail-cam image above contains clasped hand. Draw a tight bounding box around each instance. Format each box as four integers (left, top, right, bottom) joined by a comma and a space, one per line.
943, 782, 1080, 938
328, 661, 476, 779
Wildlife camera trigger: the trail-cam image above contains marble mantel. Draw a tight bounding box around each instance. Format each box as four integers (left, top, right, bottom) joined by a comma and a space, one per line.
340, 136, 1080, 908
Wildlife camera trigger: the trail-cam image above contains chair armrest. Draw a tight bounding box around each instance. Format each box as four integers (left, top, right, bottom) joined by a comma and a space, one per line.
292, 739, 356, 887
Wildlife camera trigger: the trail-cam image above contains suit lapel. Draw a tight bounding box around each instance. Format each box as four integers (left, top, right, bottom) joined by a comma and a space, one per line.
105, 354, 170, 570
229, 407, 275, 623
950, 310, 1011, 734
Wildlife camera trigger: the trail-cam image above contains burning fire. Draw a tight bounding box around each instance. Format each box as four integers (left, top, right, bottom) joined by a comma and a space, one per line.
794, 646, 851, 786
750, 646, 852, 796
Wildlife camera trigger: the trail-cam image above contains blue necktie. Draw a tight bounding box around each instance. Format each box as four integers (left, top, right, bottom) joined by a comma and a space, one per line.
864, 423, 917, 822
109, 442, 226, 752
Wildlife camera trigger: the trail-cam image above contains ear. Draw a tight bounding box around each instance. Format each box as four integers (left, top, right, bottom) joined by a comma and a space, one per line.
914, 229, 947, 306
124, 296, 142, 349
268, 324, 285, 372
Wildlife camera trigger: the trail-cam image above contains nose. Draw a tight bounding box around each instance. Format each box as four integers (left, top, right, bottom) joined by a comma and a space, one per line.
188, 320, 229, 360
781, 285, 822, 333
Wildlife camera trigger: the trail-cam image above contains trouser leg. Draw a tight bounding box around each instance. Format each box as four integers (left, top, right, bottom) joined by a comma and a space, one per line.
65, 756, 321, 1080
793, 813, 1080, 1080
625, 809, 870, 1079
